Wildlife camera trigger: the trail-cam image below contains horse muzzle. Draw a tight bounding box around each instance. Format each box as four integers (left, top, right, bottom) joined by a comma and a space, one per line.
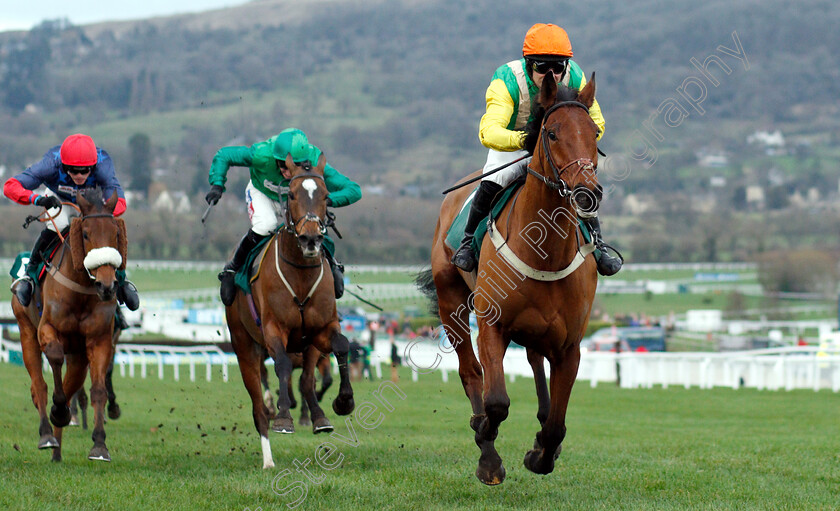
571, 184, 602, 218
94, 280, 118, 302
298, 233, 323, 259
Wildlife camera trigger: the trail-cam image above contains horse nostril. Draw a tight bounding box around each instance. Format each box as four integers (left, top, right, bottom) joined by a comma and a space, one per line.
573, 187, 599, 214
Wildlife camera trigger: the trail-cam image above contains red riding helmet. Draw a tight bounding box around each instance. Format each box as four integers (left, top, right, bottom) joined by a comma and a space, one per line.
60, 134, 98, 167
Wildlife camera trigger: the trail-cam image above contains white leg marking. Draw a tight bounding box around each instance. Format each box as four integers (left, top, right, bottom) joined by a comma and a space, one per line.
261, 435, 275, 469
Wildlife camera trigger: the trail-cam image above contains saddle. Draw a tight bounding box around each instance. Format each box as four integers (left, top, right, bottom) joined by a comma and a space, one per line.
8, 233, 65, 283
444, 178, 593, 262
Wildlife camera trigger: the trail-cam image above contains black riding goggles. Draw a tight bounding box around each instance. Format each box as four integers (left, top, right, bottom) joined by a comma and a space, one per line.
63, 164, 95, 175
531, 59, 568, 75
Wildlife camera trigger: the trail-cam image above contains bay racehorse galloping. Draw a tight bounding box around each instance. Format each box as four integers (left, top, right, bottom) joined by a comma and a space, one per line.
12, 188, 128, 462
422, 73, 601, 484
225, 154, 355, 469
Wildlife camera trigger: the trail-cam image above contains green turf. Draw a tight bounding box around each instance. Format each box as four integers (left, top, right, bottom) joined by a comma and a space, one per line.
1, 362, 838, 510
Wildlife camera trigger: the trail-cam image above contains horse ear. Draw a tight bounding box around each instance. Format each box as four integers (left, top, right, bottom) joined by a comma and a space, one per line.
69, 218, 86, 272
105, 190, 119, 213
76, 190, 91, 214
538, 70, 558, 109
578, 72, 596, 109
314, 153, 326, 174
285, 154, 296, 174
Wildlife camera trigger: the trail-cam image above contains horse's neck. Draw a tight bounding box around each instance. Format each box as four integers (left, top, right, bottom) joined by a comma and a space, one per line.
57, 242, 91, 285
505, 179, 581, 268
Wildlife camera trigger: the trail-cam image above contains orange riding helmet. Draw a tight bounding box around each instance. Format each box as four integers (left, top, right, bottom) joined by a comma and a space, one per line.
522, 23, 573, 60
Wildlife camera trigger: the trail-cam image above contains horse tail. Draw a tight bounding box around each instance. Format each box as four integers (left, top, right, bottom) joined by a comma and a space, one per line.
413, 267, 439, 318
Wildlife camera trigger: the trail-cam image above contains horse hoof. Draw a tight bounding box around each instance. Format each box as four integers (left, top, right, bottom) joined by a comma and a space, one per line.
107, 403, 122, 420
50, 406, 71, 428
69, 416, 79, 427
332, 395, 354, 416
38, 435, 59, 449
51, 451, 62, 463
272, 417, 295, 434
298, 416, 312, 427
523, 449, 554, 475
475, 463, 506, 486
312, 417, 334, 434
88, 445, 111, 462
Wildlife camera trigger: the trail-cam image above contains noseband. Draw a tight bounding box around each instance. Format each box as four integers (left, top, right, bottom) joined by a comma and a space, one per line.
526, 100, 597, 198
283, 173, 327, 238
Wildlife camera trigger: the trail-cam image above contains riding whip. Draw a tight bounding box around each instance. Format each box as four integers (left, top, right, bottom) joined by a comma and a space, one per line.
201, 203, 214, 224
441, 155, 529, 195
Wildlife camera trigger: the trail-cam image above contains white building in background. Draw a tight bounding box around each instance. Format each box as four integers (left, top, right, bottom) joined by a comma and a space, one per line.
685, 309, 723, 332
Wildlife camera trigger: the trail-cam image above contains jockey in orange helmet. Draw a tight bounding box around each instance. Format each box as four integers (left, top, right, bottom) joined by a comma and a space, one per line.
451, 23, 622, 276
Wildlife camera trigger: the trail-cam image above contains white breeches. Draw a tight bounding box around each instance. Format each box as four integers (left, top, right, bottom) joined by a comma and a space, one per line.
246, 182, 285, 236
481, 149, 532, 187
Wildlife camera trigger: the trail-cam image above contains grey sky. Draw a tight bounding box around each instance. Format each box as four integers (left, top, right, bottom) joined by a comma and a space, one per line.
0, 1, 249, 32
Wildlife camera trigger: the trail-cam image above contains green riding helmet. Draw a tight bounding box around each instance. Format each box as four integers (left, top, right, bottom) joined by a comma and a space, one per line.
272, 128, 317, 163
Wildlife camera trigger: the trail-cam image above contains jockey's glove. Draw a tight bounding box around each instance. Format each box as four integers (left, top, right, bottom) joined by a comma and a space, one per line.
205, 185, 224, 205
35, 195, 61, 210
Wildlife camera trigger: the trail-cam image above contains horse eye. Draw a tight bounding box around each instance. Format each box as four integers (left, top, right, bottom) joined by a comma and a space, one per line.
288, 192, 296, 201
547, 131, 558, 141
82, 232, 89, 240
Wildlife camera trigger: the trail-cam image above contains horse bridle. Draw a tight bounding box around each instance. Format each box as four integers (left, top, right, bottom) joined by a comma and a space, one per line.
283, 172, 328, 238
526, 100, 598, 199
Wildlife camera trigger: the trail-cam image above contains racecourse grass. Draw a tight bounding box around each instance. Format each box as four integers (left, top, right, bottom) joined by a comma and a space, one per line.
1, 362, 839, 511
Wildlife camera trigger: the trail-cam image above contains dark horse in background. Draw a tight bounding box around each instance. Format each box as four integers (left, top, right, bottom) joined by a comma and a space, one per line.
12, 189, 128, 462
68, 317, 124, 429
418, 73, 601, 484
225, 154, 354, 469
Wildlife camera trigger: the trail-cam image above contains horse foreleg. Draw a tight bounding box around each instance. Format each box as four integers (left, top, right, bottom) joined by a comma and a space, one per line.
264, 328, 295, 434
87, 338, 114, 462
230, 318, 275, 469
54, 353, 89, 462
526, 348, 550, 426
524, 344, 580, 476
315, 356, 333, 402
300, 346, 332, 433
40, 324, 71, 429
330, 332, 355, 416
474, 322, 510, 486
105, 359, 121, 420
20, 318, 55, 450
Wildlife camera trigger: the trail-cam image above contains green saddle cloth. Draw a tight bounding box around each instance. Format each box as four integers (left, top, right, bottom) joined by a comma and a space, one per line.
233, 232, 336, 295
444, 180, 595, 262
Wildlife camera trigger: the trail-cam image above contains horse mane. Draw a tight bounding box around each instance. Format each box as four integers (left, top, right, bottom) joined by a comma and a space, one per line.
522, 84, 580, 155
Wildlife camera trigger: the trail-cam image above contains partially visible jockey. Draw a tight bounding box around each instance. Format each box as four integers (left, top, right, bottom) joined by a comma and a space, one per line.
3, 133, 140, 310
206, 128, 362, 306
451, 23, 622, 276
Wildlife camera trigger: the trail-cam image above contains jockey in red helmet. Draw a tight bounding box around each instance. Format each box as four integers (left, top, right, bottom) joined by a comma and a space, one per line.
3, 134, 140, 310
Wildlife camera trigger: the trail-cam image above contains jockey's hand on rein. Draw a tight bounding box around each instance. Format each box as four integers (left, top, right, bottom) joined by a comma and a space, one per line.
205, 185, 224, 205
35, 195, 61, 210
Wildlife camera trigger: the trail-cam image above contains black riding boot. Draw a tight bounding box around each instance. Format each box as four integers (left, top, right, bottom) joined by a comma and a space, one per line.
326, 252, 345, 299
12, 228, 59, 307
451, 181, 502, 272
583, 215, 623, 276
116, 280, 140, 311
219, 230, 268, 306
